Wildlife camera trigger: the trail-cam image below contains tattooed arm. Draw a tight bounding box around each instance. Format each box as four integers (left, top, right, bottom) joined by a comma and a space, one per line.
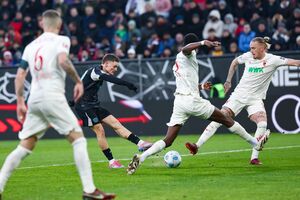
58, 52, 83, 102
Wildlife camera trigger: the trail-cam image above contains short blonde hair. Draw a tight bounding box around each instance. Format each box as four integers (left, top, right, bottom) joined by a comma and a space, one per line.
42, 9, 61, 29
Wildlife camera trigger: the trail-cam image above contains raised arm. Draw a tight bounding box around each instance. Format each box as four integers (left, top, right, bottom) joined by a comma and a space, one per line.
286, 58, 300, 67
100, 73, 137, 92
182, 40, 221, 55
224, 57, 239, 94
93, 67, 137, 92
15, 67, 28, 123
58, 52, 83, 102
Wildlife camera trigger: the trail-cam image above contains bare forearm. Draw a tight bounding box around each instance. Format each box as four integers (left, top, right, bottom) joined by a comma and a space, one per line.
182, 41, 204, 55
225, 59, 239, 83
14, 68, 27, 102
60, 59, 81, 83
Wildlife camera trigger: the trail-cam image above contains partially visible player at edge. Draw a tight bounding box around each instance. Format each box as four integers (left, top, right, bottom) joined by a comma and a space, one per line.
127, 33, 270, 175
0, 10, 115, 200
72, 53, 152, 169
186, 36, 300, 165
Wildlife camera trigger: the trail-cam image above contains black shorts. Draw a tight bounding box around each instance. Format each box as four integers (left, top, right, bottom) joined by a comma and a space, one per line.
75, 107, 111, 127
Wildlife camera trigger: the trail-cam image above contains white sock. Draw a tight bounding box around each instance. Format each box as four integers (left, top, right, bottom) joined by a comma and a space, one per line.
137, 140, 144, 146
72, 137, 96, 193
251, 121, 267, 160
196, 122, 221, 148
228, 122, 257, 146
140, 140, 166, 162
0, 145, 31, 193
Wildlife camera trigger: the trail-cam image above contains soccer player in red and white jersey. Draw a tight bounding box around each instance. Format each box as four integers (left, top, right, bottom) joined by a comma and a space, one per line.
186, 37, 300, 165
0, 10, 115, 200
127, 33, 270, 175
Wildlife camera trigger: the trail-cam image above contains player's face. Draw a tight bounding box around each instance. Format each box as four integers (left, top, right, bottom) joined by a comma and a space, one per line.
250, 41, 266, 59
103, 61, 119, 75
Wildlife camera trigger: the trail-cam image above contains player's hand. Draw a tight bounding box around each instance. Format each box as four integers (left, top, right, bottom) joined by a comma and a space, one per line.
204, 40, 221, 47
202, 81, 212, 90
127, 84, 138, 93
73, 81, 84, 102
16, 100, 27, 123
224, 81, 231, 94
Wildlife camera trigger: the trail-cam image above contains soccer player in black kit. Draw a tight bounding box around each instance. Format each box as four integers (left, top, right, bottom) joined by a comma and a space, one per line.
73, 54, 152, 168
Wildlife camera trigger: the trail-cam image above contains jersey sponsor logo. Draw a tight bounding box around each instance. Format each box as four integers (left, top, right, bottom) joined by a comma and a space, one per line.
271, 94, 300, 134
248, 67, 263, 73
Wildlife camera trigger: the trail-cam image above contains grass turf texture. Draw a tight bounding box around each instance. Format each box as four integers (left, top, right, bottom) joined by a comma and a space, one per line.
1, 133, 300, 200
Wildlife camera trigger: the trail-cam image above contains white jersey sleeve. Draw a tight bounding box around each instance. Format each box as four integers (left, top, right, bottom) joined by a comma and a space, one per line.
236, 52, 252, 64
21, 46, 29, 62
57, 36, 70, 55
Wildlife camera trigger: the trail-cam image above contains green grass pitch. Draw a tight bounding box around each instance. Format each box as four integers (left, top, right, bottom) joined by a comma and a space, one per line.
1, 133, 300, 200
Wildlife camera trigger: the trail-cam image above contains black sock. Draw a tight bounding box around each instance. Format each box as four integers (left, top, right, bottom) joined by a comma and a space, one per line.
103, 148, 113, 161
127, 133, 140, 145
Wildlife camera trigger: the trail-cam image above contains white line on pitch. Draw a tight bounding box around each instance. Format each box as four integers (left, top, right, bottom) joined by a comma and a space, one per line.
16, 145, 300, 170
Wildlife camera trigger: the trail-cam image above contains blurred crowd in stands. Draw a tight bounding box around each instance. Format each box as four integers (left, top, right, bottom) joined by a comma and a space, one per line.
0, 0, 300, 67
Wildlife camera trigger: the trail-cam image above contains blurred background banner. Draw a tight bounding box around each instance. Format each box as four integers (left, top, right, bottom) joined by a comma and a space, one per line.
0, 53, 299, 140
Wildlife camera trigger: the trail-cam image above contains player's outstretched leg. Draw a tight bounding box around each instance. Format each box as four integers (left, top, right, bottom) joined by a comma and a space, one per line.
127, 154, 141, 175
83, 188, 116, 200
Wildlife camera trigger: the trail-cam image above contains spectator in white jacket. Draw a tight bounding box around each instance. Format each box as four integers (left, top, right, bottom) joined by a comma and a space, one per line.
202, 9, 224, 39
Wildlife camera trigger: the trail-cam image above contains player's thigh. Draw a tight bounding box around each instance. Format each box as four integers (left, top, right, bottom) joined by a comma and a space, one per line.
222, 97, 245, 117
247, 100, 267, 122
167, 96, 190, 126
42, 100, 82, 136
192, 97, 215, 120
19, 104, 48, 140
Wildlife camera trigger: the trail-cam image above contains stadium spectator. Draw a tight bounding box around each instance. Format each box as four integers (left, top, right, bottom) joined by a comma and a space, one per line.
272, 22, 290, 50
187, 13, 205, 39
202, 9, 224, 39
217, 0, 231, 20
0, 9, 116, 200
292, 35, 300, 50
238, 24, 256, 52
2, 50, 13, 67
263, 0, 280, 19
228, 40, 239, 54
127, 47, 136, 59
127, 33, 270, 175
154, 0, 172, 18
171, 15, 186, 36
186, 36, 300, 165
223, 13, 237, 38
255, 21, 271, 38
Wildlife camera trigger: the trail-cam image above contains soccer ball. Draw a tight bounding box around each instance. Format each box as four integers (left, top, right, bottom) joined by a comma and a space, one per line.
164, 150, 182, 168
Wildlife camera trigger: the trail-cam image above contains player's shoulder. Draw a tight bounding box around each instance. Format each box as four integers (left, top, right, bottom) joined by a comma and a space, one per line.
58, 35, 70, 43
242, 52, 253, 59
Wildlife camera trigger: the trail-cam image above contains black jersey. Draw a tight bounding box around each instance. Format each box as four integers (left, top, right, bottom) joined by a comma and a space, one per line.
75, 66, 137, 110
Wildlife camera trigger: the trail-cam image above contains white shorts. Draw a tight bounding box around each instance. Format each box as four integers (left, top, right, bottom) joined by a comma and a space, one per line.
167, 94, 215, 126
19, 99, 82, 140
222, 97, 266, 117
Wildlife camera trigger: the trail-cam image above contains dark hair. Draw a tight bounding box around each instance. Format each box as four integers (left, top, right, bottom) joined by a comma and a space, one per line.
183, 33, 199, 45
102, 53, 120, 64
251, 36, 271, 49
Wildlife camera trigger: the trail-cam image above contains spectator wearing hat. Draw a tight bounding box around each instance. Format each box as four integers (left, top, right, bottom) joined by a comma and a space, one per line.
169, 0, 185, 25
202, 9, 224, 39
263, 0, 280, 19
286, 8, 300, 30
171, 15, 186, 36
218, 0, 232, 20
2, 51, 13, 67
127, 48, 136, 59
223, 13, 237, 38
140, 2, 157, 27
